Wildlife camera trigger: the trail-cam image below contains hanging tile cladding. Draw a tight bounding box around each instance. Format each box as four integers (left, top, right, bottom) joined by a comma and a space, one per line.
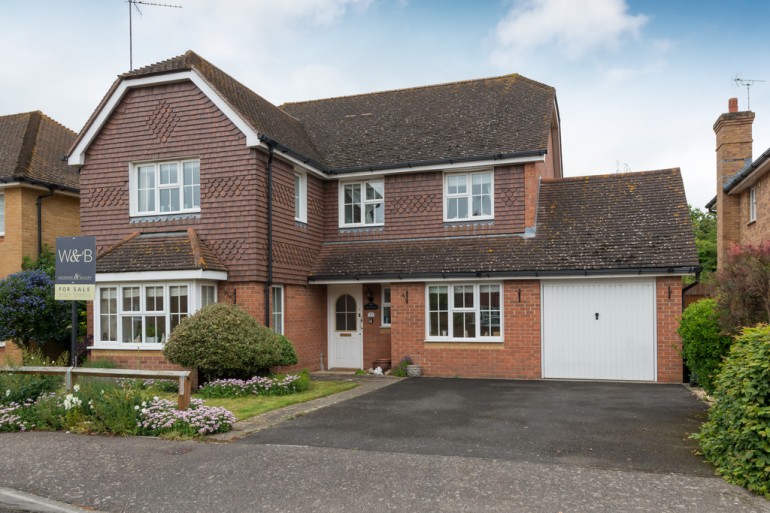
270, 157, 325, 285
80, 81, 266, 282
323, 165, 526, 242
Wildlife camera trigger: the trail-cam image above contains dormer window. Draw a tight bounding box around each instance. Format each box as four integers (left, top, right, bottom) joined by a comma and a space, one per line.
130, 159, 200, 216
444, 171, 493, 221
339, 179, 384, 227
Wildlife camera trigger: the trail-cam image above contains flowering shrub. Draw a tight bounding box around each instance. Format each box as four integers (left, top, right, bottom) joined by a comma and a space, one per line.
0, 402, 29, 432
137, 397, 236, 436
0, 270, 70, 348
197, 371, 310, 398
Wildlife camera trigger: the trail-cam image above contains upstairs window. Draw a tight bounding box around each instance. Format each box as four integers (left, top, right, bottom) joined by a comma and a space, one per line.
131, 159, 200, 216
750, 186, 757, 223
340, 179, 384, 227
295, 172, 307, 223
444, 171, 493, 221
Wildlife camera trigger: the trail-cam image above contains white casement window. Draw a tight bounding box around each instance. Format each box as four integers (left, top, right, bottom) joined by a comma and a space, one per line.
294, 172, 307, 223
95, 282, 216, 347
340, 179, 384, 227
750, 186, 758, 222
272, 285, 284, 335
444, 171, 493, 221
382, 286, 391, 327
130, 159, 200, 216
0, 192, 5, 236
426, 283, 502, 341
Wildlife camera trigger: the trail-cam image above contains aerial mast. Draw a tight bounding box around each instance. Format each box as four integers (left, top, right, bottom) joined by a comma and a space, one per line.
128, 0, 182, 71
733, 76, 766, 110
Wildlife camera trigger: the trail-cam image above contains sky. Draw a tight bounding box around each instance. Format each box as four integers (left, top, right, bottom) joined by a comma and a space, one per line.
2, 0, 769, 210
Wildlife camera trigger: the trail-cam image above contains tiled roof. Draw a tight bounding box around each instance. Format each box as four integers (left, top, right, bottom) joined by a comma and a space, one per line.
280, 74, 555, 171
0, 111, 78, 190
97, 230, 227, 274
310, 169, 699, 280
121, 51, 324, 165
79, 51, 556, 172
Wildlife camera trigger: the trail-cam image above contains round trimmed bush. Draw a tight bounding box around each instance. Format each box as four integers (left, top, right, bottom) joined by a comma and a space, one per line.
678, 298, 732, 393
163, 303, 298, 381
695, 324, 770, 497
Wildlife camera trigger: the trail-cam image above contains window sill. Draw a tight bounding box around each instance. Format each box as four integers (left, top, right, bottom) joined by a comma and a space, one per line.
338, 224, 385, 231
0, 342, 5, 348
90, 343, 164, 351
425, 337, 503, 344
130, 212, 200, 223
443, 218, 494, 225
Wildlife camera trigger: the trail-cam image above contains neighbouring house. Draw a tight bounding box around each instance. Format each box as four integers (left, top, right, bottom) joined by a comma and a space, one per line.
68, 51, 697, 382
708, 97, 770, 266
0, 111, 80, 361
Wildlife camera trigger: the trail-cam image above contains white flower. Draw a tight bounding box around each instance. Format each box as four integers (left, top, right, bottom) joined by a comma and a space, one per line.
73, 384, 80, 393
134, 405, 140, 410
5, 390, 9, 397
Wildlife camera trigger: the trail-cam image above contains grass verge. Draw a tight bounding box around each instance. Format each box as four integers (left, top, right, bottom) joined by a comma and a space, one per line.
200, 380, 358, 421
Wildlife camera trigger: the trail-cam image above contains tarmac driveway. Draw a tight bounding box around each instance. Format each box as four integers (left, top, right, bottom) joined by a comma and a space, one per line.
239, 378, 714, 476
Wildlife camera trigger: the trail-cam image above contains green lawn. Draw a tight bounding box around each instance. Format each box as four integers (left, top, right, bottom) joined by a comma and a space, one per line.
199, 380, 358, 421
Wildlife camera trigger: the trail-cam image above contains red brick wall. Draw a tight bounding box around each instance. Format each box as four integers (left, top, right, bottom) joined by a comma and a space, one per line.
737, 175, 770, 247
277, 284, 326, 372
361, 284, 392, 370
323, 166, 526, 242
656, 276, 684, 383
88, 349, 198, 389
390, 281, 541, 379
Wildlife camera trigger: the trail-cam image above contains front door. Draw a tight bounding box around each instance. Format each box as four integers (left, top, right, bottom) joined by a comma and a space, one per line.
328, 284, 363, 369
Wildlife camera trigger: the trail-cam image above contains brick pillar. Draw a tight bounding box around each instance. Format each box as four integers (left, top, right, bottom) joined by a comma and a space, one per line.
714, 98, 754, 267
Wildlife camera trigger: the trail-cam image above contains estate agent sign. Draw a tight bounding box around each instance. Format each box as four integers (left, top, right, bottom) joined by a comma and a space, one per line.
55, 236, 96, 301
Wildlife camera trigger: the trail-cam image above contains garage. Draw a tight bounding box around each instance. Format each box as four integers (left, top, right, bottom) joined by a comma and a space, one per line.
541, 279, 656, 381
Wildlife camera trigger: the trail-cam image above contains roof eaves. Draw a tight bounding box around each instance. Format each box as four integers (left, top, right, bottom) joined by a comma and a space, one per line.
724, 146, 770, 193
0, 175, 79, 194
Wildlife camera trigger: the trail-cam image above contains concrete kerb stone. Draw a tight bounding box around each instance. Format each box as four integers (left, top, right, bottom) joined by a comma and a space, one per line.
207, 374, 404, 443
0, 487, 106, 513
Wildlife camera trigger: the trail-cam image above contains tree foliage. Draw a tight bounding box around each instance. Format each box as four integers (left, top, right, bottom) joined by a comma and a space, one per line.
21, 245, 56, 278
163, 303, 298, 381
0, 270, 71, 349
716, 242, 770, 333
689, 205, 717, 280
677, 298, 732, 393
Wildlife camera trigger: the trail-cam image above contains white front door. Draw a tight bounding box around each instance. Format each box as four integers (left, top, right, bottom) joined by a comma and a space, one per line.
328, 284, 363, 369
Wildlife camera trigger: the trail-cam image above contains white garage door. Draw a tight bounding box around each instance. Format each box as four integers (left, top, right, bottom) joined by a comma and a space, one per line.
542, 280, 656, 381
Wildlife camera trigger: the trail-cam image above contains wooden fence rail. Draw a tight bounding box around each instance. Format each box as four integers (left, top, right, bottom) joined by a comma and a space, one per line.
0, 367, 192, 409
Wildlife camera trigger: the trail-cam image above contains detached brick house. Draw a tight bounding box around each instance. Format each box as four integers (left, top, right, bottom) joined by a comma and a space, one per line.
0, 111, 79, 360
69, 51, 697, 382
709, 98, 770, 265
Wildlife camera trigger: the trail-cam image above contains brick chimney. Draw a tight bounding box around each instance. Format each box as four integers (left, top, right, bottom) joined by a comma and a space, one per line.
714, 97, 754, 267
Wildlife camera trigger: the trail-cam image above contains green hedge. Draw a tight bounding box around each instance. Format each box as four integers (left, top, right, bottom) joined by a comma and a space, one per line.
678, 298, 732, 393
695, 324, 770, 497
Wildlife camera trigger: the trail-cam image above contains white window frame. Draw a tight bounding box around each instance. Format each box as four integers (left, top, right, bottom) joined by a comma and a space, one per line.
0, 192, 4, 236
338, 179, 385, 227
94, 280, 216, 349
129, 158, 200, 217
294, 172, 307, 223
443, 170, 494, 222
272, 285, 284, 335
750, 186, 757, 223
381, 285, 391, 327
425, 283, 503, 342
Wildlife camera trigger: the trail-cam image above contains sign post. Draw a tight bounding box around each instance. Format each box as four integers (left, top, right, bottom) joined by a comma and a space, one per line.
55, 236, 96, 366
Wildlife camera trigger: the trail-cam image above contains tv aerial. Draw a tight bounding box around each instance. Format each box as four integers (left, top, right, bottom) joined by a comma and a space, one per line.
733, 75, 765, 110
128, 0, 182, 71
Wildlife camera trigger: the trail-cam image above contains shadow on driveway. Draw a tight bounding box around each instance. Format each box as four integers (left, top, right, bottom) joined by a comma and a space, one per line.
238, 378, 714, 476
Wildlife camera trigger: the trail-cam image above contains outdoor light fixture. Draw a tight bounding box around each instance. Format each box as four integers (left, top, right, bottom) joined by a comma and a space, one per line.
364, 287, 378, 310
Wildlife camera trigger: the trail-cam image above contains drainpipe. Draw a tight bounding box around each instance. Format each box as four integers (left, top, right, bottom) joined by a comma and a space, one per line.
264, 143, 275, 328
36, 188, 54, 257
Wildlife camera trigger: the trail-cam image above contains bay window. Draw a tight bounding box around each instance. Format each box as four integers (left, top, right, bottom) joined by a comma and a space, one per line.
95, 282, 216, 346
427, 283, 502, 341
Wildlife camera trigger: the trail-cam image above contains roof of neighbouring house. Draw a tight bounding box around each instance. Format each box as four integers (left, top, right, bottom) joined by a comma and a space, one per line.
74, 51, 557, 173
96, 230, 227, 273
310, 169, 699, 280
0, 111, 78, 191
723, 145, 770, 193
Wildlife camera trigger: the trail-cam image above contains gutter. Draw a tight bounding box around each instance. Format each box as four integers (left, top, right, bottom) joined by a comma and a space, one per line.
36, 188, 54, 257
0, 175, 79, 195
308, 266, 700, 283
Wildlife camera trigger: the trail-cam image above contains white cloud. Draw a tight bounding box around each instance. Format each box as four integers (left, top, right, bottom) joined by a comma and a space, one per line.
491, 0, 648, 65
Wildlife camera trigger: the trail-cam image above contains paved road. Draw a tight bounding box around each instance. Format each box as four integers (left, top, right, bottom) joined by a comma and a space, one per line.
242, 378, 713, 475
